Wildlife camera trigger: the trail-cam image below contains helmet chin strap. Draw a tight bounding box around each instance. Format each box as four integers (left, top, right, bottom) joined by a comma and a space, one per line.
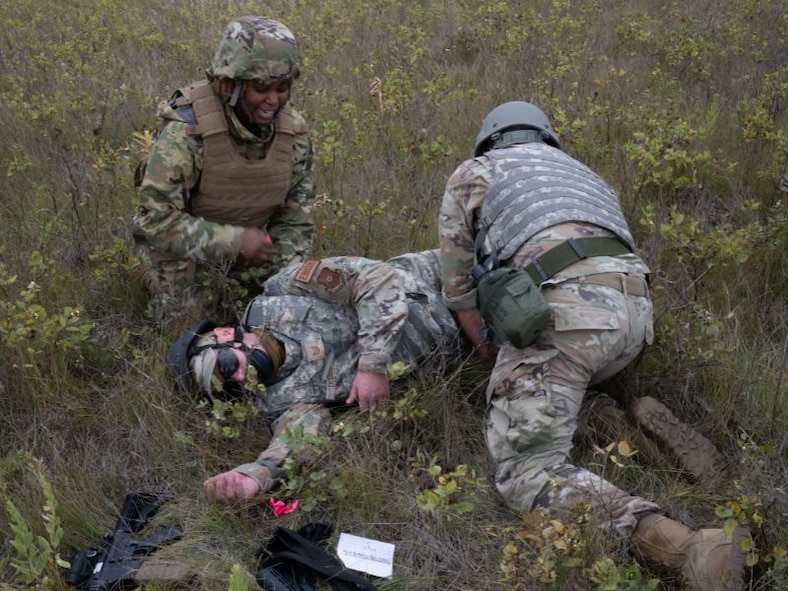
229, 80, 242, 107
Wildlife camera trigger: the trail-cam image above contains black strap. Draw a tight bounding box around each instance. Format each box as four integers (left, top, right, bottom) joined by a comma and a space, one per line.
472, 223, 496, 281
256, 523, 378, 591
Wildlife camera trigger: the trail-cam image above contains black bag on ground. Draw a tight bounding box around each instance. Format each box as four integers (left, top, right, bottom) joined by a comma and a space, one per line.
256, 522, 378, 591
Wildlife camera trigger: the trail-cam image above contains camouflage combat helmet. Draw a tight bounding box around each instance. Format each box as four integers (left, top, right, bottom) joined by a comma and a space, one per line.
208, 16, 300, 84
474, 101, 561, 156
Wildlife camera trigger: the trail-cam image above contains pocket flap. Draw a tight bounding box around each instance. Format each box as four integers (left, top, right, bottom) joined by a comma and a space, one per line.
552, 302, 620, 331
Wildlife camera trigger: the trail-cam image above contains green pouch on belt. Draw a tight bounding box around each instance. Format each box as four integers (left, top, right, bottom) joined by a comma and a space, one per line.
477, 267, 551, 349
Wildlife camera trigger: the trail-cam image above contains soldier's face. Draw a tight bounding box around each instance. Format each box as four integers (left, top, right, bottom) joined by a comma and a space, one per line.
238, 79, 291, 125
210, 327, 263, 385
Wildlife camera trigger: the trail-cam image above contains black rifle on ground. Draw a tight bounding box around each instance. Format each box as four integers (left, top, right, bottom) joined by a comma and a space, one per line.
65, 491, 191, 591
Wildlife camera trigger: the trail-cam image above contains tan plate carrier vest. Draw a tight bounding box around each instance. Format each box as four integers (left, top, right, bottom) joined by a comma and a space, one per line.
176, 80, 303, 228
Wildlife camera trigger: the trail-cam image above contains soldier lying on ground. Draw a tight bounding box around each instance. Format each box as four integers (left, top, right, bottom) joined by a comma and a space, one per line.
166, 249, 727, 509
167, 250, 463, 503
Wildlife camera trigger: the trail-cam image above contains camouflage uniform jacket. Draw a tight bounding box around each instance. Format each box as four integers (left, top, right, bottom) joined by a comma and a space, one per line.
133, 82, 315, 270
241, 250, 460, 416
439, 146, 650, 311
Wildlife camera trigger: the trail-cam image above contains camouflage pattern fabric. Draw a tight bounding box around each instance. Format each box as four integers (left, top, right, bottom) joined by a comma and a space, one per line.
133, 85, 315, 323
234, 402, 331, 487
439, 149, 658, 537
208, 17, 300, 83
241, 294, 363, 415
229, 250, 462, 488
780, 164, 788, 193
479, 145, 635, 261
263, 249, 453, 372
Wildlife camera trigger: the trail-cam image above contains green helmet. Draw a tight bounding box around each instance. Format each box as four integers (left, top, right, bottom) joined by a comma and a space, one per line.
208, 16, 300, 84
474, 101, 561, 156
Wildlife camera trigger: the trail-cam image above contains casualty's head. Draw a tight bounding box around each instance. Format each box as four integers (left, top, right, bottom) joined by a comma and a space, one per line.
166, 320, 284, 400
207, 16, 300, 129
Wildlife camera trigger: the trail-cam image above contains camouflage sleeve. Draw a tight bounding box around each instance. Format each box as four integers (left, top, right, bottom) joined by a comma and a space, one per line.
438, 157, 493, 310
134, 120, 243, 263
268, 256, 408, 372
266, 125, 316, 268
780, 162, 788, 193
234, 403, 331, 492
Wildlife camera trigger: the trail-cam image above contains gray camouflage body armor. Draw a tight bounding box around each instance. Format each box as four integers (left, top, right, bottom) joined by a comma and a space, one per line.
242, 257, 459, 416
477, 143, 634, 261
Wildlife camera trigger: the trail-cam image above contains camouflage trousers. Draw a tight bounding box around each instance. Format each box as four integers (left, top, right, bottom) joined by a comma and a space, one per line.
485, 274, 659, 537
234, 403, 332, 487
135, 241, 273, 326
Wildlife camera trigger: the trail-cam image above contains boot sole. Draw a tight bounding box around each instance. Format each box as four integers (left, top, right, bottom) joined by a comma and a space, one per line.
628, 397, 728, 484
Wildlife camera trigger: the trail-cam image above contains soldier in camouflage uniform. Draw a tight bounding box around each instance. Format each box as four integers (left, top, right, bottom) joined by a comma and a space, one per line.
167, 250, 461, 504
133, 16, 315, 323
437, 101, 747, 591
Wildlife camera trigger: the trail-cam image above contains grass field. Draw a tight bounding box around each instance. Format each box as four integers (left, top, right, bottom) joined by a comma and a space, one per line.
1, 0, 787, 589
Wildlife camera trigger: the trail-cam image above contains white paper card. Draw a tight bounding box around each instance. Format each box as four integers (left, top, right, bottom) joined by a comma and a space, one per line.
336, 532, 395, 578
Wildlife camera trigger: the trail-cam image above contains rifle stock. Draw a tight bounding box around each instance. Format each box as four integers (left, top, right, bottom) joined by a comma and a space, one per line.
134, 560, 195, 583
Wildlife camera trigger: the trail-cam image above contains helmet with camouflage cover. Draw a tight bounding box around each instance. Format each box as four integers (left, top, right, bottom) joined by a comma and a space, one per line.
208, 16, 300, 84
474, 101, 561, 156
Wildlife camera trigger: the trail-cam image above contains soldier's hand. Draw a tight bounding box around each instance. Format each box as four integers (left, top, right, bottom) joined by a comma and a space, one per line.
347, 371, 389, 412
239, 228, 273, 265
204, 470, 260, 504
475, 341, 499, 363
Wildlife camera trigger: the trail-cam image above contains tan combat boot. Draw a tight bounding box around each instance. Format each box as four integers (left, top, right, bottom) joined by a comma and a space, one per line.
632, 513, 748, 590
628, 396, 728, 484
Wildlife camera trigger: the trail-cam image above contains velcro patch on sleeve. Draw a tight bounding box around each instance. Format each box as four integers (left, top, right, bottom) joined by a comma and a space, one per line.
303, 339, 325, 362
294, 259, 321, 283
317, 268, 342, 292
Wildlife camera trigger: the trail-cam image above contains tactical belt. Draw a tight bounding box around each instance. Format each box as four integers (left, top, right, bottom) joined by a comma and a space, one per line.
582, 272, 648, 298
525, 236, 632, 284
